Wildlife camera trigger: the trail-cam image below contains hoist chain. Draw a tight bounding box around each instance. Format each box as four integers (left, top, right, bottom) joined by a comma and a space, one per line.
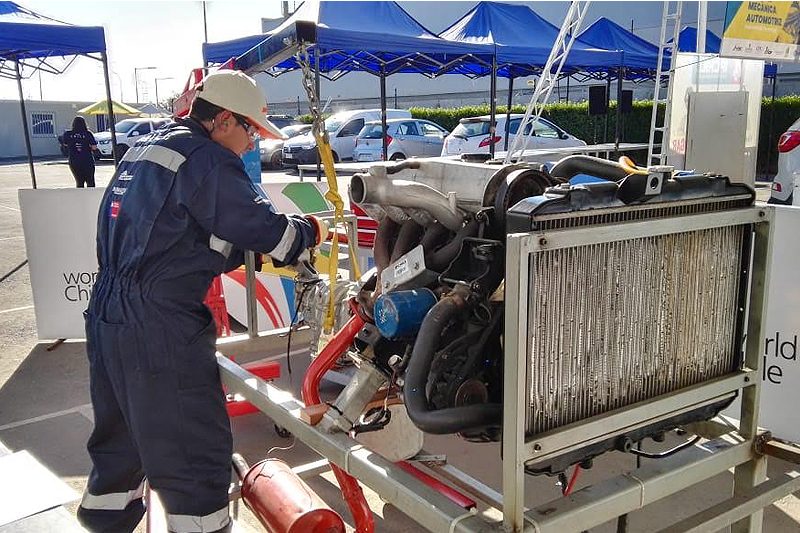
295, 43, 362, 333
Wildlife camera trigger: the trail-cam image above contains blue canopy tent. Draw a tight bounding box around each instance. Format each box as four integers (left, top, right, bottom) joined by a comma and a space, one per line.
0, 1, 117, 186
437, 2, 621, 152
438, 2, 620, 79
577, 17, 667, 81
203, 1, 494, 162
674, 26, 722, 53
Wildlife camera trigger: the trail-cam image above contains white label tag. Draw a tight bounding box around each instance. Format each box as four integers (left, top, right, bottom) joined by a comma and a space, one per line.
394, 258, 409, 278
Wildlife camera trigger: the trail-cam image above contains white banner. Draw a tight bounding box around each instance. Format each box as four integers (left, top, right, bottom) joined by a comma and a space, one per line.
19, 188, 104, 340
753, 205, 800, 442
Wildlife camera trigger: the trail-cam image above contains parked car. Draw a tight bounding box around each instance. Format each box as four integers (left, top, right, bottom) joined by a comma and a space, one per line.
283, 108, 411, 166
266, 114, 301, 130
353, 119, 448, 162
441, 113, 586, 156
768, 117, 800, 205
95, 118, 171, 159
260, 124, 311, 168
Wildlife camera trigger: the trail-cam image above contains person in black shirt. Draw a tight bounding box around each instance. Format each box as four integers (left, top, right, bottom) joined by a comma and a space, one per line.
63, 116, 98, 188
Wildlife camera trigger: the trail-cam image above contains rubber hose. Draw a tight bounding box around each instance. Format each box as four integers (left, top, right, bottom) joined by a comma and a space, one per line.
425, 217, 479, 273
390, 220, 425, 263
373, 217, 400, 273
549, 155, 631, 182
403, 294, 502, 434
420, 223, 450, 253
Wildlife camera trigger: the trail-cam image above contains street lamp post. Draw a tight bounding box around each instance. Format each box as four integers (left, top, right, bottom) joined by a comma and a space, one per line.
155, 77, 174, 111
134, 66, 156, 104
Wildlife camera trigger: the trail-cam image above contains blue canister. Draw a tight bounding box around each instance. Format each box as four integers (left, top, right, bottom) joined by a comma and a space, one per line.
373, 289, 438, 339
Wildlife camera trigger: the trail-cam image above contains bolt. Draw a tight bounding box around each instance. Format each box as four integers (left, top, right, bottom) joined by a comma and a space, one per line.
533, 443, 542, 452
413, 262, 420, 270
744, 376, 750, 383
539, 237, 547, 246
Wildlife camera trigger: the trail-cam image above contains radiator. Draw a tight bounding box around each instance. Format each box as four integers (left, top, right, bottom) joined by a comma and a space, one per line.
507, 173, 756, 450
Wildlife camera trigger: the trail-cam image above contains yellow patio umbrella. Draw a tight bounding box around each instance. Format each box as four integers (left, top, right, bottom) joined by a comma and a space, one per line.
78, 99, 142, 116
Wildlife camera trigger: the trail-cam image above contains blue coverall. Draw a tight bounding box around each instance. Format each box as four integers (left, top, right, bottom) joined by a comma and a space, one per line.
77, 118, 316, 533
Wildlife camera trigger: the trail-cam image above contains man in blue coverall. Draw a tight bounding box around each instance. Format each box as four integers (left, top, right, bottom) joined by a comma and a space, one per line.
77, 71, 324, 533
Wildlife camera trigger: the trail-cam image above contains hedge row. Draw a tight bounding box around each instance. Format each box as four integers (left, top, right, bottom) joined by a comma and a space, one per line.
301, 96, 800, 174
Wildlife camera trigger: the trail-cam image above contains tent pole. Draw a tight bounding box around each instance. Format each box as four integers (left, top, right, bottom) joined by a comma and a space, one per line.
489, 55, 497, 158
504, 77, 514, 151
566, 75, 570, 101
101, 52, 120, 168
380, 67, 388, 161
604, 75, 611, 143
615, 67, 623, 152
315, 50, 321, 182
15, 60, 36, 189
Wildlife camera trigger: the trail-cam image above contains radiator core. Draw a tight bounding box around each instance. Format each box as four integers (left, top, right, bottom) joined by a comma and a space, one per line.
525, 224, 746, 436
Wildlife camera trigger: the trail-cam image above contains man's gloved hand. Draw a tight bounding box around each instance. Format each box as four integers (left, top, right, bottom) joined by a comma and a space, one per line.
292, 248, 319, 281
305, 215, 329, 247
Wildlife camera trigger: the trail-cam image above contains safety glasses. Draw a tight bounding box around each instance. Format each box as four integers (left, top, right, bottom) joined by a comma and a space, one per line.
233, 113, 260, 141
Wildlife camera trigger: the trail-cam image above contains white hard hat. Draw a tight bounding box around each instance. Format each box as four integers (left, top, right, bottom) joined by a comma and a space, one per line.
195, 70, 284, 139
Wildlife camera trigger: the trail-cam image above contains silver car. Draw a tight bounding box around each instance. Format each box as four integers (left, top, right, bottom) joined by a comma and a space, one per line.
353, 119, 448, 162
260, 124, 311, 168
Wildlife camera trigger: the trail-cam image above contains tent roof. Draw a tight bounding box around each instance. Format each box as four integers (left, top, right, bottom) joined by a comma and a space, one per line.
206, 1, 494, 78
578, 17, 666, 75
673, 26, 721, 53
0, 1, 105, 61
438, 2, 621, 78
203, 34, 266, 66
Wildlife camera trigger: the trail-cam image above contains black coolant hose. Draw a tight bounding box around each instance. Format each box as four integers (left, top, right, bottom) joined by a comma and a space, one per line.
549, 155, 631, 182
403, 292, 502, 434
424, 217, 480, 272
390, 220, 424, 263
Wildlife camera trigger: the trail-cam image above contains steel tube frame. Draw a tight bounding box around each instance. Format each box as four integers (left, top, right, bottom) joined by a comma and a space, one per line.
217, 354, 501, 533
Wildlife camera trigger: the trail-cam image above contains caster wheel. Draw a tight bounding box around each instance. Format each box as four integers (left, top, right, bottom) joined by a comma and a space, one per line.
274, 424, 292, 438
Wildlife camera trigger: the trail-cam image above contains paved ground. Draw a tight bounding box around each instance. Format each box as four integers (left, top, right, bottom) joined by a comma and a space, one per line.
0, 159, 798, 532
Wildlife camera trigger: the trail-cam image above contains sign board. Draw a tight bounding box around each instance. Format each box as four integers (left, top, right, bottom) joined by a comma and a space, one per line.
19, 188, 104, 339
750, 205, 800, 443
19, 181, 366, 339
722, 1, 800, 61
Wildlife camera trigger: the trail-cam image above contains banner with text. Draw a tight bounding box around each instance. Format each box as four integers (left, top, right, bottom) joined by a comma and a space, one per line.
19, 188, 104, 339
722, 1, 800, 61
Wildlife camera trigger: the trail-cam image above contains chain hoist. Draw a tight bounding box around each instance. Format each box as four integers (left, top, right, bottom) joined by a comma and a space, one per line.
296, 44, 362, 333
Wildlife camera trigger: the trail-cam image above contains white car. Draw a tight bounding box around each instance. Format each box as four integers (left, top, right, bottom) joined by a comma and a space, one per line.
353, 119, 448, 162
769, 117, 800, 205
283, 108, 411, 166
95, 118, 170, 159
441, 113, 586, 157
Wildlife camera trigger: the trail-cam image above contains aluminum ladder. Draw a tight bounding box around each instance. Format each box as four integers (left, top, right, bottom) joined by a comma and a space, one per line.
504, 1, 592, 164
647, 1, 683, 167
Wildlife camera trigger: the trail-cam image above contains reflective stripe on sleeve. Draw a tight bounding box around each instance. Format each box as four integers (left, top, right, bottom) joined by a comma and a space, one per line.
79, 482, 145, 510
209, 234, 233, 258
268, 221, 297, 263
121, 144, 186, 172
167, 506, 230, 533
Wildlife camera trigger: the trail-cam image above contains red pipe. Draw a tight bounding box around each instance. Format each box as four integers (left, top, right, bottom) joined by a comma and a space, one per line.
301, 310, 374, 533
397, 461, 476, 510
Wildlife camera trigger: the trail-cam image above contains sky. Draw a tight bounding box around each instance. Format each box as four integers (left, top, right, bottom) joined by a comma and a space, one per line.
0, 0, 288, 103
0, 0, 726, 105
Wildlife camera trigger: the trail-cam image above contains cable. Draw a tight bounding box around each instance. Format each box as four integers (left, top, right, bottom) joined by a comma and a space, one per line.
285, 280, 318, 377
0, 259, 27, 283
563, 465, 581, 496
629, 435, 701, 459
267, 436, 296, 457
